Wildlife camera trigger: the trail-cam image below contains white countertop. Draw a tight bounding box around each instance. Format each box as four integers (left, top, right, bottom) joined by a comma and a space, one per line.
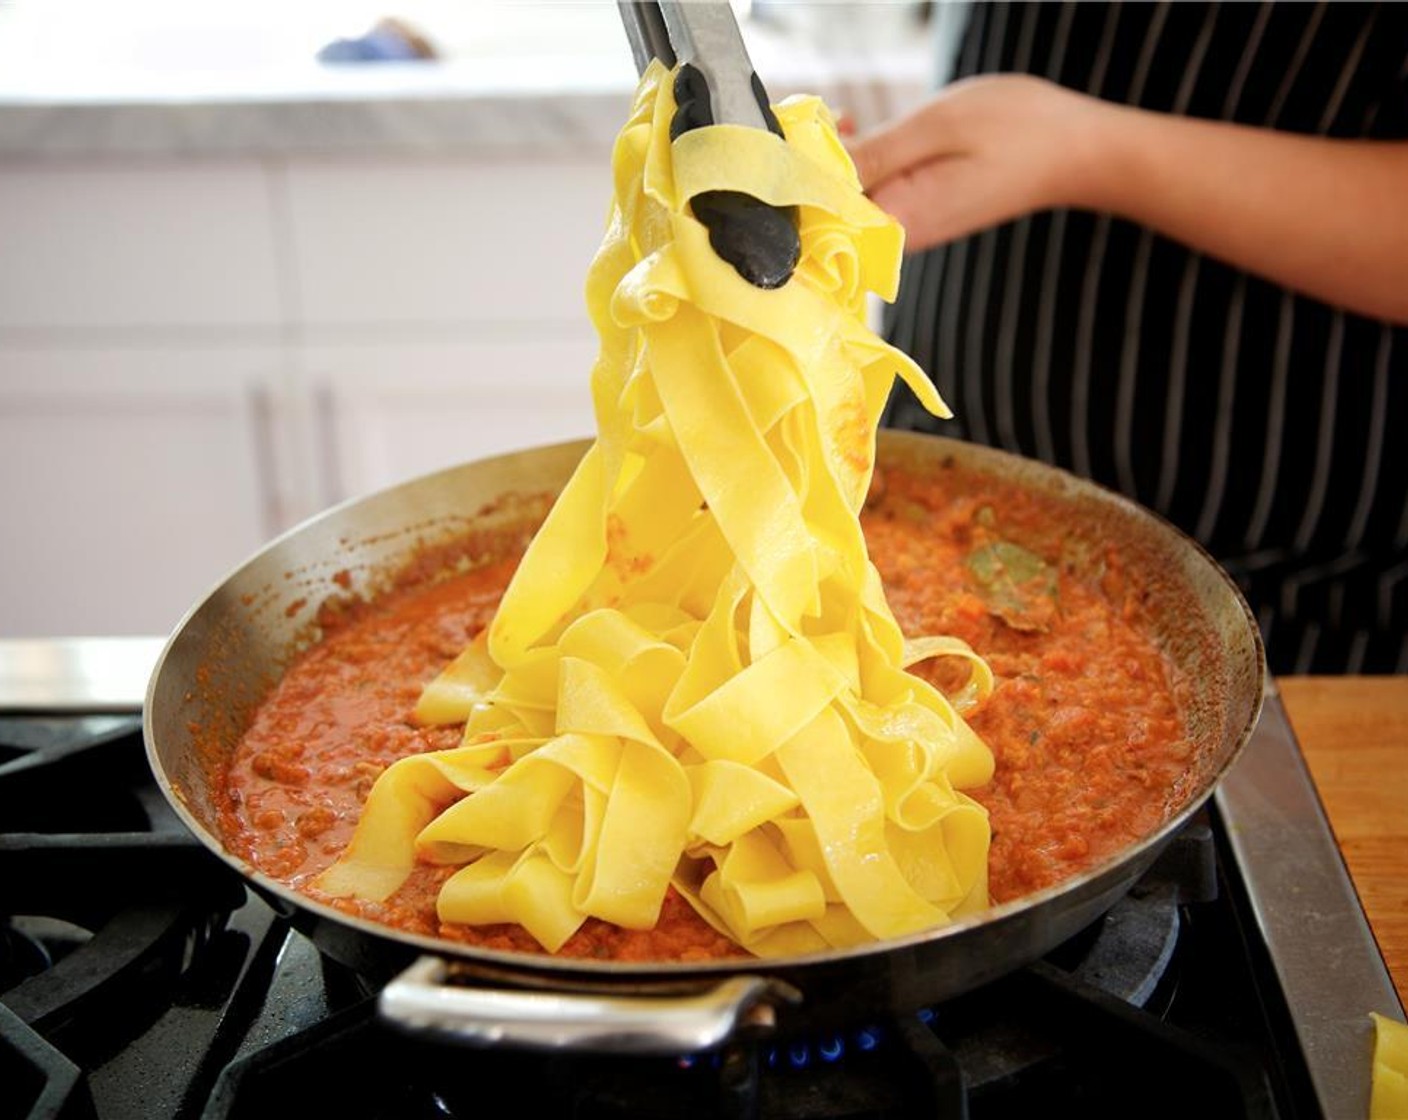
0, 6, 935, 158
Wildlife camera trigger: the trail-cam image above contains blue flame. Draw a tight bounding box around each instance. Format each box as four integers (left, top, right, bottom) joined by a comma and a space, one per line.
677, 1005, 939, 1073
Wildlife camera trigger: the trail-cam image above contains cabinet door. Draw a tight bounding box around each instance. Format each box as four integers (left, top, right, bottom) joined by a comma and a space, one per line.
0, 347, 290, 637
0, 161, 282, 331
306, 337, 598, 502
284, 157, 610, 329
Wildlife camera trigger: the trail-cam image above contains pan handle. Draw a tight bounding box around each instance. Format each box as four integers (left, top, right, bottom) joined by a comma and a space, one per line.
379, 956, 793, 1053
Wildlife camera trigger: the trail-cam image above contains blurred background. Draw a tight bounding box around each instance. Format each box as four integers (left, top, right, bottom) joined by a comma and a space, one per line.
0, 0, 937, 637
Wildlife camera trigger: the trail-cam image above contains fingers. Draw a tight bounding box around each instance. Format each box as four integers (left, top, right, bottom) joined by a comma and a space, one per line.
852, 76, 1088, 250
848, 94, 966, 192
868, 163, 965, 252
868, 159, 1019, 254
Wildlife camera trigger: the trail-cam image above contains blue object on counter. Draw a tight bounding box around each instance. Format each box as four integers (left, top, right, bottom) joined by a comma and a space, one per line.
318, 22, 432, 63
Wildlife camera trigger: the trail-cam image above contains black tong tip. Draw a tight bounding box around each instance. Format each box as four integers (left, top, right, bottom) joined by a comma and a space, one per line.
672, 64, 800, 290
690, 191, 801, 291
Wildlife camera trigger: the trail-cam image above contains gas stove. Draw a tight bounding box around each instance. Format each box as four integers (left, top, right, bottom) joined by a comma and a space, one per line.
1, 639, 1401, 1119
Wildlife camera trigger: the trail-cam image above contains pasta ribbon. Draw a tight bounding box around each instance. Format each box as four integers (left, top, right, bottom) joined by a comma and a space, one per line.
316, 62, 996, 956
1370, 1012, 1408, 1120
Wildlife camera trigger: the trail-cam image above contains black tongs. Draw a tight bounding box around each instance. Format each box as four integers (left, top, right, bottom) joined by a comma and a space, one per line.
618, 1, 801, 289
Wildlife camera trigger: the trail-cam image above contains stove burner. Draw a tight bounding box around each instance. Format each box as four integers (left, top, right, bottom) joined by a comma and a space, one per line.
0, 1001, 86, 1120
0, 717, 270, 1119
0, 716, 154, 834
0, 718, 1299, 1119
0, 922, 56, 992
193, 841, 1271, 1120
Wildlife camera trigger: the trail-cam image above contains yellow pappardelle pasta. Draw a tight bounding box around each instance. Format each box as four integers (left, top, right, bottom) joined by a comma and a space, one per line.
315, 62, 996, 957
1371, 1012, 1408, 1120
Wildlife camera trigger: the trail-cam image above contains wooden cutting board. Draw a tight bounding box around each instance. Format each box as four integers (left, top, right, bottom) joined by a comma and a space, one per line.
1280, 676, 1408, 1009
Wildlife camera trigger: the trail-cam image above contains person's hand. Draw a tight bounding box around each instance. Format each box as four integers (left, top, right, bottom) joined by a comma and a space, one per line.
848, 75, 1118, 251
851, 72, 1408, 322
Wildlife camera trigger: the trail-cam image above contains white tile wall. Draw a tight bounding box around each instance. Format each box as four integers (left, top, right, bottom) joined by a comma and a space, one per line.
0, 162, 283, 330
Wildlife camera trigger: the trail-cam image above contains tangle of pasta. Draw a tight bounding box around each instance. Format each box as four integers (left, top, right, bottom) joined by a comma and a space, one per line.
316, 62, 996, 957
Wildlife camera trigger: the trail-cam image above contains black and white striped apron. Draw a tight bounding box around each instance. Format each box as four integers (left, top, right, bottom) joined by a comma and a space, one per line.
884, 0, 1408, 674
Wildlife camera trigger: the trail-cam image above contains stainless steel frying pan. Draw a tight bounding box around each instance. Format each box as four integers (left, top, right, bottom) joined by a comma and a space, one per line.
144, 430, 1264, 1052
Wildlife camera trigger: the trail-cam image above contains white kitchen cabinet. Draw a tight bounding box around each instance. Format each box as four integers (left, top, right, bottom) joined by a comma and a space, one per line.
0, 346, 300, 637
283, 156, 611, 328
302, 335, 597, 501
282, 154, 608, 500
0, 16, 930, 642
0, 161, 283, 331
0, 154, 607, 637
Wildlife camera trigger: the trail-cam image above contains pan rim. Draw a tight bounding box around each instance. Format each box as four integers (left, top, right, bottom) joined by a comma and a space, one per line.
144, 430, 1267, 982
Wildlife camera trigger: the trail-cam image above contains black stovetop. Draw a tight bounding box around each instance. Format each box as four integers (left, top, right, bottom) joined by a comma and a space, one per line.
1, 713, 1337, 1120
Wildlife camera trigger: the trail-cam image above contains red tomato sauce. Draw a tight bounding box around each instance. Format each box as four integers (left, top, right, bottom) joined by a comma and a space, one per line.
217, 464, 1196, 961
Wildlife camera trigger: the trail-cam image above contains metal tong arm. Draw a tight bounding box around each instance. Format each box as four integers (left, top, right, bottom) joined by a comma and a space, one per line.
617, 0, 800, 289
619, 1, 673, 78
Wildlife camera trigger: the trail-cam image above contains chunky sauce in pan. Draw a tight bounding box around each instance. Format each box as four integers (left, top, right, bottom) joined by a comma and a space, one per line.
217, 463, 1196, 962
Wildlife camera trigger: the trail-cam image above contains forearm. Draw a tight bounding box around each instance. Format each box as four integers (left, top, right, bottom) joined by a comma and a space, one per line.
1082, 105, 1408, 324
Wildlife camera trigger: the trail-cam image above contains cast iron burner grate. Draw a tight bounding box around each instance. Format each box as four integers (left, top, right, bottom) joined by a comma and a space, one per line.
1, 719, 1293, 1120
191, 836, 1280, 1120
0, 717, 301, 1120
